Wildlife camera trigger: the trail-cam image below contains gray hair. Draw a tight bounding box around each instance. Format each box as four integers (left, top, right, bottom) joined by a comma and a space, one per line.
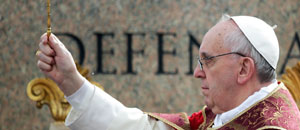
220, 15, 276, 83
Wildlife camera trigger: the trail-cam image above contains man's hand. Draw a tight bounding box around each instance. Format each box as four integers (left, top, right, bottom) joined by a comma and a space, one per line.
37, 33, 84, 96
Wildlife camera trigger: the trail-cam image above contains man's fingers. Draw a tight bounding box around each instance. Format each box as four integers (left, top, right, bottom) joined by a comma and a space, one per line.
39, 40, 55, 56
40, 33, 65, 57
40, 33, 47, 43
37, 51, 55, 65
37, 60, 52, 71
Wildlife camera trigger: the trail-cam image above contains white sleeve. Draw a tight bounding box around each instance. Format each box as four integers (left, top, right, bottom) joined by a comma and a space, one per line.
65, 79, 174, 130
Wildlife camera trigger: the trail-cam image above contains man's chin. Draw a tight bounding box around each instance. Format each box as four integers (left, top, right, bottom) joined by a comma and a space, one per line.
204, 98, 211, 107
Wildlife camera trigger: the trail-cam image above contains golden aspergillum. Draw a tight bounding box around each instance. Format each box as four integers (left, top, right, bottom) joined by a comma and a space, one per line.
47, 0, 51, 42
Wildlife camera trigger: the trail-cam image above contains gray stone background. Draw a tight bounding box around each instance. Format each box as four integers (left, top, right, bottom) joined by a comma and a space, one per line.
0, 0, 299, 129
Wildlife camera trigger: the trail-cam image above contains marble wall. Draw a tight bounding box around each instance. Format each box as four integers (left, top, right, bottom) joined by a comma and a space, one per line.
0, 0, 299, 129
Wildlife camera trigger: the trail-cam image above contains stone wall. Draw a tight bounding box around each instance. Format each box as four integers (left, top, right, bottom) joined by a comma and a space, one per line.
0, 0, 299, 129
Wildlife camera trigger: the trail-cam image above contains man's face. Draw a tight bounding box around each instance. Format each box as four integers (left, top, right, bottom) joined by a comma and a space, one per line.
194, 21, 240, 114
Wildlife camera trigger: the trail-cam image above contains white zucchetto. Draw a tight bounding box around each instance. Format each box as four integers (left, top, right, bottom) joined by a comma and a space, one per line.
231, 16, 279, 69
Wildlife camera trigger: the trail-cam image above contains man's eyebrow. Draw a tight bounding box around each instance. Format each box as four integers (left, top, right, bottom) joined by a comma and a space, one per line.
200, 52, 211, 58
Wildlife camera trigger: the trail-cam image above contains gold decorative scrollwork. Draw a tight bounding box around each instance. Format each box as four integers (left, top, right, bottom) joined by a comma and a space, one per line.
280, 61, 300, 109
27, 63, 103, 121
27, 78, 69, 121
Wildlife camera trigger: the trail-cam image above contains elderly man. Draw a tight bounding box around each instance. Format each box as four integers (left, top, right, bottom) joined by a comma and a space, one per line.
36, 15, 300, 130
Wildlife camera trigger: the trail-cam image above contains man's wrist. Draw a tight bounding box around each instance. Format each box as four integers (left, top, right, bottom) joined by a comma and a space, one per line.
60, 71, 85, 96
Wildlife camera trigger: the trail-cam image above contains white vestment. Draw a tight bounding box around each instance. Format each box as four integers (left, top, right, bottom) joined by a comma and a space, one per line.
65, 79, 173, 130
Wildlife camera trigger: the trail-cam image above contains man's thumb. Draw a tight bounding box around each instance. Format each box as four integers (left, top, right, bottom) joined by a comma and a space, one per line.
48, 34, 65, 56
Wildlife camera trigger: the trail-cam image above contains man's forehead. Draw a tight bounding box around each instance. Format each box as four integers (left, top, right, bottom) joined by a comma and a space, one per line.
198, 40, 217, 57
198, 36, 223, 57
198, 20, 236, 57
199, 40, 216, 57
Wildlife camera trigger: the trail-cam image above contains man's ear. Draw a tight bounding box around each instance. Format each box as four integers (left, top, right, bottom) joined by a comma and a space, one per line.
237, 57, 255, 84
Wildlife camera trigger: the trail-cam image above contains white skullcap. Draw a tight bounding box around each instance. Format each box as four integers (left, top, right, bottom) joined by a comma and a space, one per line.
231, 16, 279, 69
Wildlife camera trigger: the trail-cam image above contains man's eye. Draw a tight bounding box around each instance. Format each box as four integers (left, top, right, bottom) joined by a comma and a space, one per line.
202, 57, 213, 64
202, 57, 211, 60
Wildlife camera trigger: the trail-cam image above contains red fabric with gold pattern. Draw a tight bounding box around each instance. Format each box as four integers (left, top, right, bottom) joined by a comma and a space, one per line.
149, 112, 191, 130
151, 110, 206, 130
199, 82, 300, 130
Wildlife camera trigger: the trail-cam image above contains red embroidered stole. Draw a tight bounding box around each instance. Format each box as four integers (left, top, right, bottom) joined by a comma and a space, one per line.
199, 83, 300, 130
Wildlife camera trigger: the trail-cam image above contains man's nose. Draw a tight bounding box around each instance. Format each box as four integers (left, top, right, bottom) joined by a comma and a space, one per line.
193, 66, 206, 78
